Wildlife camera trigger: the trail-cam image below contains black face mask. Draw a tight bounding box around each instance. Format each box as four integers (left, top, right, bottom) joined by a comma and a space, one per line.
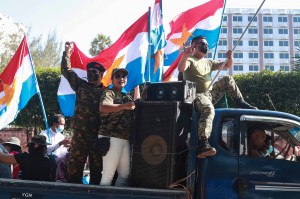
198, 45, 208, 54
87, 70, 100, 83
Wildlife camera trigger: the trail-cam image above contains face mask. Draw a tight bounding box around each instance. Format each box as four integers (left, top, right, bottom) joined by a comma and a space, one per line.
56, 125, 64, 133
198, 45, 208, 54
87, 70, 100, 83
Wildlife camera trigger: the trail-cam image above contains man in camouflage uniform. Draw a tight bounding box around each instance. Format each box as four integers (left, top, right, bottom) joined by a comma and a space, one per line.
98, 68, 135, 186
178, 36, 257, 159
61, 42, 105, 184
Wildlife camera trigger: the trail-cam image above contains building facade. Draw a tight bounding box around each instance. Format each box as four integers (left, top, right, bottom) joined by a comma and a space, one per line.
210, 8, 300, 78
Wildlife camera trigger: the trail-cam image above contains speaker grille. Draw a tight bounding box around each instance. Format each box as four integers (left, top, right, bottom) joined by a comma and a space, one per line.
131, 102, 180, 188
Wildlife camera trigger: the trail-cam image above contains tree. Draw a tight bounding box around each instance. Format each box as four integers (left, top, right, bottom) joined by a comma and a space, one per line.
30, 31, 62, 67
89, 33, 112, 56
292, 46, 300, 71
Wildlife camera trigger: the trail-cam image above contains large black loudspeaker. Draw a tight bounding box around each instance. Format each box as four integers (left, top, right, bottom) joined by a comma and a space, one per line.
145, 80, 196, 104
131, 101, 187, 189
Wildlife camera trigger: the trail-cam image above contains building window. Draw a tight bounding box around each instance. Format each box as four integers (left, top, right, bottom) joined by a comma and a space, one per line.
249, 65, 259, 71
248, 28, 258, 34
279, 41, 289, 46
221, 27, 227, 34
248, 16, 257, 22
233, 28, 243, 34
279, 53, 289, 59
234, 52, 243, 58
263, 16, 273, 22
278, 28, 288, 34
223, 16, 227, 21
265, 65, 274, 71
293, 16, 300, 22
218, 52, 227, 59
233, 16, 243, 22
218, 39, 227, 46
280, 65, 289, 71
294, 29, 300, 34
264, 53, 274, 59
264, 41, 274, 46
278, 16, 288, 22
207, 52, 213, 58
294, 41, 300, 47
263, 28, 273, 34
234, 65, 243, 71
249, 53, 259, 59
295, 53, 300, 58
233, 40, 243, 46
249, 40, 258, 46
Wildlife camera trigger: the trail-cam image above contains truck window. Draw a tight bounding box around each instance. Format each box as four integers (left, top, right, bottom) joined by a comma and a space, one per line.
240, 115, 300, 162
220, 118, 238, 154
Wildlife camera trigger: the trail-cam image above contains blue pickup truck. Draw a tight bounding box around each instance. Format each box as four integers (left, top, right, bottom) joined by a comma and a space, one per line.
1, 106, 300, 199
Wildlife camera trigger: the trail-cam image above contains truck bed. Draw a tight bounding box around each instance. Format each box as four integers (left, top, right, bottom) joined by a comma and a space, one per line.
0, 178, 188, 199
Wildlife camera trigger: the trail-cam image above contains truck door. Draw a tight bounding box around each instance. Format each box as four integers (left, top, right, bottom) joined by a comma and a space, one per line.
238, 115, 300, 199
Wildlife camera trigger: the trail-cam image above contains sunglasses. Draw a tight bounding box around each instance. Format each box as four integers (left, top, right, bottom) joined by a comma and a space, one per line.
114, 74, 127, 79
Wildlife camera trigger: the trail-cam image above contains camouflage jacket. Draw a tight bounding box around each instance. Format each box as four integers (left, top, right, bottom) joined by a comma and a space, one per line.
99, 89, 134, 140
61, 51, 105, 135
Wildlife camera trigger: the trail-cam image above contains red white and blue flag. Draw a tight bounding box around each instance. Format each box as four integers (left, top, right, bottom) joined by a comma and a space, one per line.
145, 0, 167, 82
0, 36, 39, 129
163, 0, 225, 81
57, 12, 149, 116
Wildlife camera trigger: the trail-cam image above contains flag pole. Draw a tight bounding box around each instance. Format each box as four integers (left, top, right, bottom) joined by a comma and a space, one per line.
206, 0, 266, 92
147, 6, 152, 81
25, 35, 50, 140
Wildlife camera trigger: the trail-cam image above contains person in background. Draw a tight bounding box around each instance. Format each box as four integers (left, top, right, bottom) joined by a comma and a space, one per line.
99, 68, 135, 186
178, 35, 257, 159
61, 42, 105, 184
248, 127, 269, 157
55, 147, 70, 183
0, 135, 52, 181
2, 137, 22, 179
0, 143, 12, 179
40, 114, 70, 158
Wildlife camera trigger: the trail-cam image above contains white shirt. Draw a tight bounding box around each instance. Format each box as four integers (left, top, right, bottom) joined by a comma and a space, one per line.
40, 128, 68, 158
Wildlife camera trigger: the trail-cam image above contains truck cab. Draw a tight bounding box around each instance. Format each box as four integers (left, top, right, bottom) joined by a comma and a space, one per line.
189, 109, 300, 199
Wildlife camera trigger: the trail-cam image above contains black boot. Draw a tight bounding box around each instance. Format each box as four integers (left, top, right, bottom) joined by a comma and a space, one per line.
235, 98, 257, 109
197, 137, 216, 158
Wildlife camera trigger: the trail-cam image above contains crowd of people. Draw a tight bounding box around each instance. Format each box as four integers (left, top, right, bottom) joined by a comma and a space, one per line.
0, 36, 257, 186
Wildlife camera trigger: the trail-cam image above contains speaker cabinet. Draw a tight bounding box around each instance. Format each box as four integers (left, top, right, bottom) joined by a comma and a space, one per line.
145, 80, 196, 104
131, 101, 188, 189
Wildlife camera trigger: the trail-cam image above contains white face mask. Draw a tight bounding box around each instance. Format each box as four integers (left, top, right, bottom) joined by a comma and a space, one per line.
56, 125, 64, 133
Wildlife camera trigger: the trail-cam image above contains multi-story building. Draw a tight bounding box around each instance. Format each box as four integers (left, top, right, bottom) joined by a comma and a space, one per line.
210, 8, 300, 78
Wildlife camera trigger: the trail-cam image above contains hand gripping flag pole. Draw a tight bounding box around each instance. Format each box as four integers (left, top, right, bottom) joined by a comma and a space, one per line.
206, 0, 266, 92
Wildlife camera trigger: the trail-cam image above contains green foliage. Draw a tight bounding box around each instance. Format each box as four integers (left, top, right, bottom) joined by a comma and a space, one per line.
13, 67, 63, 131
234, 71, 300, 116
89, 33, 112, 56
292, 46, 300, 71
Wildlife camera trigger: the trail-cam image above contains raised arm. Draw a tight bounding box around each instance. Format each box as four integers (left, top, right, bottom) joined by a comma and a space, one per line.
177, 45, 195, 72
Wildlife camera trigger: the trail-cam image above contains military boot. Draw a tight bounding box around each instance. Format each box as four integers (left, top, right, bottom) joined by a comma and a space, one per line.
197, 137, 217, 158
235, 98, 258, 109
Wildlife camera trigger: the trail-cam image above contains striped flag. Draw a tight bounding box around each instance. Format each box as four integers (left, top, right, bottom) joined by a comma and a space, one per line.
163, 0, 225, 81
145, 0, 167, 82
0, 36, 39, 129
57, 12, 149, 116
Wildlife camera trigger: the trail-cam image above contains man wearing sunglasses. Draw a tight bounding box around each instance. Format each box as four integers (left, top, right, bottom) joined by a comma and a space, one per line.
178, 35, 257, 159
61, 42, 105, 184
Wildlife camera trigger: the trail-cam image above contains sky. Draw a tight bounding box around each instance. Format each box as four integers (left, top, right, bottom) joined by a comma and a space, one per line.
1, 0, 300, 55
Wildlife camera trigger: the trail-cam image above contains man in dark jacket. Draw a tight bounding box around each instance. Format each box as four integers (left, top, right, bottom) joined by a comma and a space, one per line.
61, 42, 105, 184
0, 135, 52, 181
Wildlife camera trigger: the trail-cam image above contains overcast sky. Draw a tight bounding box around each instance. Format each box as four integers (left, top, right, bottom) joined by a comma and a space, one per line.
1, 0, 299, 55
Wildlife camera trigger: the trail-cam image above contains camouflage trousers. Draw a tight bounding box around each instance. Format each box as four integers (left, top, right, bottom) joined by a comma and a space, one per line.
67, 129, 102, 184
194, 76, 243, 138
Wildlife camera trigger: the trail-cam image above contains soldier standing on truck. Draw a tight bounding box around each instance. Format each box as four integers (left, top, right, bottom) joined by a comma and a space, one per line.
178, 35, 257, 159
61, 42, 105, 184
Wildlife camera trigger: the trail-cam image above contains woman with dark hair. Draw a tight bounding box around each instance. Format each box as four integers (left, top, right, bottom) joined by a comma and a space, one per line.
0, 135, 52, 181
99, 68, 135, 186
2, 137, 22, 179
